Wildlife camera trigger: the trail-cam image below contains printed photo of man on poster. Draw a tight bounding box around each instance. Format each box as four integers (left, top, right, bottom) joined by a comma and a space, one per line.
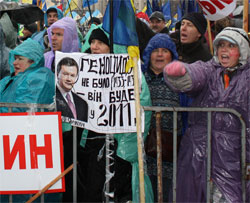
56, 57, 88, 123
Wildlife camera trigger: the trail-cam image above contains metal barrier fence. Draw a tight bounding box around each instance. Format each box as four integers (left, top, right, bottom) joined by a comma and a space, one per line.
0, 103, 247, 202
143, 106, 247, 203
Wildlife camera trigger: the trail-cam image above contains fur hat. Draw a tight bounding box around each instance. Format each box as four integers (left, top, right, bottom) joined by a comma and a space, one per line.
88, 28, 110, 47
182, 12, 207, 35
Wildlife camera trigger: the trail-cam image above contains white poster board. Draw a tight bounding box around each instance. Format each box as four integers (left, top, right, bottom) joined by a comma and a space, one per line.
55, 51, 144, 134
197, 0, 237, 21
0, 112, 65, 194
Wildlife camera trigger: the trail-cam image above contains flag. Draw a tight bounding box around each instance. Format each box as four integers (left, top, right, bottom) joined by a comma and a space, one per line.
188, 0, 199, 13
162, 0, 171, 21
57, 4, 63, 11
41, 0, 47, 11
187, 0, 194, 13
144, 0, 153, 17
102, 0, 138, 46
32, 0, 42, 9
152, 0, 162, 12
176, 4, 182, 21
32, 0, 47, 11
64, 0, 78, 16
83, 0, 98, 8
170, 4, 182, 30
181, 0, 186, 16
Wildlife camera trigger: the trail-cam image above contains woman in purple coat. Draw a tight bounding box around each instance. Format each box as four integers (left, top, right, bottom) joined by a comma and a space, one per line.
163, 27, 250, 202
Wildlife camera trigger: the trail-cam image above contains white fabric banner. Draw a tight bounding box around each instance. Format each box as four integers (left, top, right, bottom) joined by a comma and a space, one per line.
55, 52, 144, 134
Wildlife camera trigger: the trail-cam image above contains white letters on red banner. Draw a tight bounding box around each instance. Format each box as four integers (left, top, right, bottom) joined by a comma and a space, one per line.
0, 112, 65, 194
197, 0, 237, 21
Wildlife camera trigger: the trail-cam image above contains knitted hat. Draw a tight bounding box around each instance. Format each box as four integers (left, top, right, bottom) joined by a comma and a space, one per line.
142, 33, 178, 72
88, 28, 110, 47
182, 12, 207, 35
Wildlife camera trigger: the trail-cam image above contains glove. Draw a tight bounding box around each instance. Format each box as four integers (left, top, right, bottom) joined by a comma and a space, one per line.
164, 61, 186, 77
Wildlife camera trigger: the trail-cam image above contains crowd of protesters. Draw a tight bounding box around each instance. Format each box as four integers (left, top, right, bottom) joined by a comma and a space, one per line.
0, 3, 249, 203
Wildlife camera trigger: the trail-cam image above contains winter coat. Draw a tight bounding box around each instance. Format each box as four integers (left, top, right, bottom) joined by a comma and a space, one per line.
0, 38, 55, 112
0, 24, 10, 80
31, 6, 63, 49
170, 30, 212, 63
44, 17, 79, 71
164, 58, 250, 202
0, 12, 17, 49
142, 33, 189, 134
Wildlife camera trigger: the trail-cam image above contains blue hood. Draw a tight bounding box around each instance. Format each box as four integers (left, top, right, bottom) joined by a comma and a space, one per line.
44, 6, 63, 27
9, 38, 44, 74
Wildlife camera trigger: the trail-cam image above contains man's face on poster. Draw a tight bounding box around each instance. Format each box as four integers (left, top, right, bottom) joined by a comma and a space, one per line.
58, 65, 78, 92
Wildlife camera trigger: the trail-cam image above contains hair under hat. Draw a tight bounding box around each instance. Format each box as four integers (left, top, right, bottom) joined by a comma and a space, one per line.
182, 12, 207, 35
88, 28, 110, 47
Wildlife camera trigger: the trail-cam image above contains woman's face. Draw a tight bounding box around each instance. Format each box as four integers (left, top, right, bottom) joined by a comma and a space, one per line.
150, 48, 172, 75
217, 40, 240, 68
13, 55, 34, 76
90, 39, 110, 54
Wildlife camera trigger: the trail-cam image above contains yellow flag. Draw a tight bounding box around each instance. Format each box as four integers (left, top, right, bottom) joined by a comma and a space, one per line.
126, 46, 140, 72
64, 0, 78, 16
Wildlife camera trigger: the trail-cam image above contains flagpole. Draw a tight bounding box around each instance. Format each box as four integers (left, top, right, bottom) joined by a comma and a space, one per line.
67, 0, 73, 17
110, 0, 114, 53
206, 19, 213, 55
133, 57, 146, 203
243, 0, 249, 33
86, 0, 93, 23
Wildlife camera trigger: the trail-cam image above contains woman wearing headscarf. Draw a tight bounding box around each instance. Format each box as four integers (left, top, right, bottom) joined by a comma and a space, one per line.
164, 27, 250, 202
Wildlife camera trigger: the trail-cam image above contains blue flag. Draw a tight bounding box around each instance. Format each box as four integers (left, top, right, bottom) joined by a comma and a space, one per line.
152, 0, 162, 12
176, 4, 182, 21
83, 0, 98, 8
146, 0, 153, 17
188, 0, 199, 13
102, 0, 138, 46
162, 0, 171, 21
181, 0, 186, 16
187, 0, 195, 13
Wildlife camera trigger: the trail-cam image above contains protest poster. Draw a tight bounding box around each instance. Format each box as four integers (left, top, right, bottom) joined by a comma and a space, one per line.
0, 112, 64, 194
197, 0, 237, 21
55, 51, 144, 134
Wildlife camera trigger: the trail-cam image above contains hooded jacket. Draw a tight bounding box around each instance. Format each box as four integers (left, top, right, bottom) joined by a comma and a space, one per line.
164, 27, 250, 202
0, 24, 10, 79
0, 38, 55, 113
44, 17, 79, 71
31, 6, 63, 49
